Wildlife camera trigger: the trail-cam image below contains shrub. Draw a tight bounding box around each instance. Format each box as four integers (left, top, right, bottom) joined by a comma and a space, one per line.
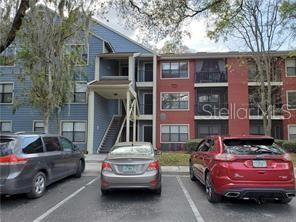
185, 139, 202, 153
274, 139, 285, 147
282, 141, 296, 153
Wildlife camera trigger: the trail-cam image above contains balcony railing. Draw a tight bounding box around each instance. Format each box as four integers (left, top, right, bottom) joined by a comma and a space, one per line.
137, 69, 153, 82
248, 72, 281, 82
139, 104, 153, 115
196, 71, 227, 83
249, 103, 282, 116
196, 102, 228, 116
100, 75, 129, 81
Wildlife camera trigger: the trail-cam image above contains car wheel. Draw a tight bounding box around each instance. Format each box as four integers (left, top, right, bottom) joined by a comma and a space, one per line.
154, 185, 162, 195
27, 172, 46, 199
101, 189, 109, 195
74, 159, 84, 178
276, 197, 293, 204
205, 172, 221, 203
190, 164, 197, 181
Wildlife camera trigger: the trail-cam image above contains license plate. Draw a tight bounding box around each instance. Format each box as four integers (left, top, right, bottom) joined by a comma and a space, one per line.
122, 165, 136, 172
253, 160, 267, 168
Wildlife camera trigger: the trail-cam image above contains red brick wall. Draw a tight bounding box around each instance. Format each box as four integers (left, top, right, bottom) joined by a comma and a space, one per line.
227, 58, 250, 135
156, 59, 196, 149
280, 58, 296, 139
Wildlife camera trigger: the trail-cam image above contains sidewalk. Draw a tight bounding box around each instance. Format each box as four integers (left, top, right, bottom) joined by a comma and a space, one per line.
83, 154, 296, 176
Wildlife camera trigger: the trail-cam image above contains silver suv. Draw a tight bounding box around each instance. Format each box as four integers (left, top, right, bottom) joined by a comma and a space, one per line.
0, 134, 85, 198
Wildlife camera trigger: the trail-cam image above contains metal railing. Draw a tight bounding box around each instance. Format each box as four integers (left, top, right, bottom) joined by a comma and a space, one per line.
249, 103, 282, 116
139, 104, 153, 115
100, 75, 129, 81
137, 69, 153, 82
196, 71, 227, 83
196, 102, 228, 116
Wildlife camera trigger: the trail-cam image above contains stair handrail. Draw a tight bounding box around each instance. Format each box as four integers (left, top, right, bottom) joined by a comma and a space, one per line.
116, 116, 127, 143
97, 115, 118, 153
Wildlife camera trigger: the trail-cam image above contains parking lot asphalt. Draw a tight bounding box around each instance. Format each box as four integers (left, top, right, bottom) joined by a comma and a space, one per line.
1, 174, 296, 222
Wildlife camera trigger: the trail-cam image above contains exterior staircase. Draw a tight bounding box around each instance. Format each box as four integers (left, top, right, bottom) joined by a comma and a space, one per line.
99, 116, 123, 153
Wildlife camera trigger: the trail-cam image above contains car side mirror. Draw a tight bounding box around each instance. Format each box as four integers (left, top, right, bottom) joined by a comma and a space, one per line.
73, 145, 79, 151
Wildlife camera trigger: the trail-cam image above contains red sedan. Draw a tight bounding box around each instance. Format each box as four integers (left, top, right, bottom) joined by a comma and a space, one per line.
189, 135, 295, 203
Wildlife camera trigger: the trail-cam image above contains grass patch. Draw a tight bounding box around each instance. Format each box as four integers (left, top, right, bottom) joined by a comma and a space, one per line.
159, 152, 190, 166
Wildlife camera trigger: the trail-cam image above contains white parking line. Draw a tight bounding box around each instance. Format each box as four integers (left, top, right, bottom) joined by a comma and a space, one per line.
176, 176, 205, 222
33, 177, 98, 222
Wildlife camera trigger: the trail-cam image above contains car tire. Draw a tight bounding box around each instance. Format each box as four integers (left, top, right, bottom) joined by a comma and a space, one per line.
154, 185, 162, 195
190, 164, 197, 181
74, 159, 85, 178
205, 172, 221, 203
101, 189, 109, 195
276, 197, 293, 204
27, 171, 46, 199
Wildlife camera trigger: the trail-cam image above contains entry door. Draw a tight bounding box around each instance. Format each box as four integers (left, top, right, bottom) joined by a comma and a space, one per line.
143, 125, 153, 143
144, 93, 153, 114
144, 63, 153, 81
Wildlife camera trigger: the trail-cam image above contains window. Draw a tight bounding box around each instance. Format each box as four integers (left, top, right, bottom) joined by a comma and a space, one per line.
250, 124, 264, 135
0, 46, 16, 66
43, 137, 61, 152
286, 59, 296, 77
248, 62, 257, 80
287, 91, 296, 109
64, 44, 88, 65
22, 137, 44, 154
0, 83, 13, 103
71, 81, 87, 103
161, 93, 189, 110
33, 121, 44, 133
0, 121, 12, 132
60, 137, 73, 152
161, 125, 189, 143
161, 62, 188, 78
288, 125, 296, 140
61, 121, 86, 143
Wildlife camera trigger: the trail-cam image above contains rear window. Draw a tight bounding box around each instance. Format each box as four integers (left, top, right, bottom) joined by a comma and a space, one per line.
110, 145, 153, 155
22, 136, 44, 154
0, 137, 18, 156
223, 139, 284, 155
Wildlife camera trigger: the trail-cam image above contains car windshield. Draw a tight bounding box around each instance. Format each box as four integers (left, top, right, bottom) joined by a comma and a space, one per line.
0, 137, 18, 156
110, 145, 153, 156
223, 139, 284, 155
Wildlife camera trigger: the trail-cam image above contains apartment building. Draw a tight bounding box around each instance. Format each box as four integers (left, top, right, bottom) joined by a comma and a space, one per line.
156, 52, 296, 151
1, 20, 296, 153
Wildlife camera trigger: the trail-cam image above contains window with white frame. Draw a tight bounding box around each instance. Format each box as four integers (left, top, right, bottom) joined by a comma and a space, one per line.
161, 125, 189, 143
71, 81, 87, 103
161, 62, 188, 78
61, 121, 86, 142
287, 91, 296, 109
288, 125, 296, 140
33, 121, 44, 133
0, 46, 16, 66
0, 121, 12, 132
64, 44, 88, 65
0, 83, 13, 103
286, 59, 296, 77
161, 92, 189, 110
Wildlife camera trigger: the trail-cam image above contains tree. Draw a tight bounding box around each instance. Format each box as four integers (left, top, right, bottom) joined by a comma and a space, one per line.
0, 0, 224, 53
159, 40, 194, 54
16, 2, 93, 133
207, 0, 295, 136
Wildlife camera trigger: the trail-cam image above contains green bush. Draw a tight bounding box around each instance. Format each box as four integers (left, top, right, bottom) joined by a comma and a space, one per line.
282, 141, 296, 153
274, 139, 285, 147
185, 139, 202, 153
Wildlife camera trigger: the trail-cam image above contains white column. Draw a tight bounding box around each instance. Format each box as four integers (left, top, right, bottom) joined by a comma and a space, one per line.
95, 56, 100, 80
128, 55, 135, 88
152, 55, 157, 148
133, 99, 137, 142
126, 91, 130, 142
87, 91, 95, 153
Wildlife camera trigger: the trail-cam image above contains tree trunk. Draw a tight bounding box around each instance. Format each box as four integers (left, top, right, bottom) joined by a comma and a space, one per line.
44, 112, 50, 133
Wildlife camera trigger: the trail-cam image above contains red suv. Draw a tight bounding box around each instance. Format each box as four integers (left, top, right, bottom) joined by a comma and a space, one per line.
189, 135, 295, 203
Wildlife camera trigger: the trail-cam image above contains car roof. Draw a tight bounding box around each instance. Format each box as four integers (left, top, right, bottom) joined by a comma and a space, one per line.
0, 133, 61, 138
114, 142, 153, 147
209, 135, 274, 140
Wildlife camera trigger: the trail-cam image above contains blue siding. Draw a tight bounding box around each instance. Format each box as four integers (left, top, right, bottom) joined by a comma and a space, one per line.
91, 22, 152, 54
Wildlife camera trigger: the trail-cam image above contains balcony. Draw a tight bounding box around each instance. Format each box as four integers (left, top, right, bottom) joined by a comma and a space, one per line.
196, 102, 228, 116
139, 103, 153, 115
249, 103, 282, 116
137, 69, 153, 82
195, 71, 227, 83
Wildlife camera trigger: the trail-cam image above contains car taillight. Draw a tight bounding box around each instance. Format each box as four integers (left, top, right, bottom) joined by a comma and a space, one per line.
0, 154, 28, 165
101, 162, 112, 172
214, 154, 236, 161
148, 161, 160, 171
